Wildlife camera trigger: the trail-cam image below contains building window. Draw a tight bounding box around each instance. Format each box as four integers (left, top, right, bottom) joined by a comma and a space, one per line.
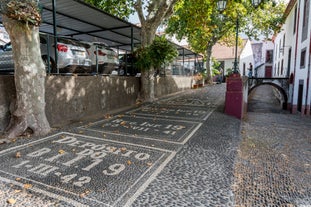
300, 49, 306, 68
287, 48, 292, 77
302, 0, 310, 41
279, 39, 281, 58
293, 6, 297, 34
266, 50, 273, 63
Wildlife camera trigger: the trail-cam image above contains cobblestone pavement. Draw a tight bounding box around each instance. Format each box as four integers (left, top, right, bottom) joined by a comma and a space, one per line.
0, 84, 310, 207
132, 85, 240, 207
234, 86, 311, 207
248, 85, 285, 113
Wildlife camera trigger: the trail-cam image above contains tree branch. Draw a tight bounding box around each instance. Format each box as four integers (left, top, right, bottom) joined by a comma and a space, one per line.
146, 0, 173, 28
163, 0, 179, 20
134, 0, 145, 24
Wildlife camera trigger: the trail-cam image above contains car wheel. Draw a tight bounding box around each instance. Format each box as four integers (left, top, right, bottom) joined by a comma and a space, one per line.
42, 55, 56, 73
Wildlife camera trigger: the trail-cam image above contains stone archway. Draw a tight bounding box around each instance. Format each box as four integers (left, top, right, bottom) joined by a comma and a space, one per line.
249, 83, 288, 110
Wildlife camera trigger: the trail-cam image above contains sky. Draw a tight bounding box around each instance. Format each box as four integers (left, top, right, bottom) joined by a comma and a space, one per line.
129, 13, 140, 24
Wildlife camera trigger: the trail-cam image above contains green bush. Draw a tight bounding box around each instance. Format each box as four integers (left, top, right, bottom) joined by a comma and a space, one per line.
135, 36, 178, 71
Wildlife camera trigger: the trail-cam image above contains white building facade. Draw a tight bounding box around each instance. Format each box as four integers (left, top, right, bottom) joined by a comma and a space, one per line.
251, 41, 274, 78
274, 0, 310, 114
239, 39, 255, 77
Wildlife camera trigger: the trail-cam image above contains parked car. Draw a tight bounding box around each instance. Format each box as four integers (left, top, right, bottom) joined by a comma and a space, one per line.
0, 33, 92, 73
0, 42, 14, 72
84, 42, 119, 74
118, 53, 139, 76
40, 34, 92, 73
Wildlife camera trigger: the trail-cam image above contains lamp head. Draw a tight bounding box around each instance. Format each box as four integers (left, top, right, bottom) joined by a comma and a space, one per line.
217, 0, 227, 12
251, 0, 262, 7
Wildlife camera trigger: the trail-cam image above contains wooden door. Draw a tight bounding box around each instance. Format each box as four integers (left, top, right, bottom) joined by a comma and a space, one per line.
265, 66, 272, 78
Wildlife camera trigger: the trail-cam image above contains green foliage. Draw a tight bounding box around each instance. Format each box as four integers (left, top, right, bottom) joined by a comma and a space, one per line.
166, 0, 234, 55
84, 0, 135, 20
0, 0, 41, 26
135, 36, 178, 71
149, 36, 179, 69
166, 0, 287, 53
134, 46, 152, 71
226, 68, 234, 76
241, 1, 286, 40
211, 57, 222, 76
211, 57, 221, 70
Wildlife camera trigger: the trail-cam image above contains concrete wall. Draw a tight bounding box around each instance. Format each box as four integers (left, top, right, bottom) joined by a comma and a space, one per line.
45, 76, 140, 127
154, 75, 192, 97
0, 75, 192, 130
242, 77, 249, 117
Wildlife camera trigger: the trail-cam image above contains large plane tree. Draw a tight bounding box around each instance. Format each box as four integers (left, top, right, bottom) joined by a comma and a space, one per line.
0, 0, 50, 139
166, 0, 286, 83
85, 0, 179, 101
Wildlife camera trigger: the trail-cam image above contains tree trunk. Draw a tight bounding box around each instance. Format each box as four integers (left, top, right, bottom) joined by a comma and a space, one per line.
2, 16, 51, 138
205, 46, 213, 84
140, 67, 155, 102
139, 24, 157, 102
134, 0, 177, 102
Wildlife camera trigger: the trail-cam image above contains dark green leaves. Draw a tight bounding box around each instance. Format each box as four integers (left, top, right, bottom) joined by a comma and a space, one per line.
84, 0, 135, 20
135, 36, 178, 71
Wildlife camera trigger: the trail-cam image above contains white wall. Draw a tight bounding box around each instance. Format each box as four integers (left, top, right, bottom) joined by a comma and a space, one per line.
292, 0, 311, 113
280, 3, 297, 106
276, 0, 311, 114
224, 58, 234, 74
239, 40, 254, 77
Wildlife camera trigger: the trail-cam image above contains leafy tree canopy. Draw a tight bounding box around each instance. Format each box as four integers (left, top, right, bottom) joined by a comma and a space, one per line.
166, 0, 234, 55
84, 0, 135, 20
241, 1, 286, 40
166, 0, 287, 54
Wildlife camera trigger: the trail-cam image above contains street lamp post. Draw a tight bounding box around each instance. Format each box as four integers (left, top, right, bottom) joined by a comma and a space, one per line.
217, 0, 262, 119
217, 0, 261, 74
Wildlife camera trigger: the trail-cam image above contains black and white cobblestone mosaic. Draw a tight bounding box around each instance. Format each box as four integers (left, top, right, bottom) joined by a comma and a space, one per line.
2, 84, 307, 207
126, 104, 213, 121
131, 109, 241, 207
80, 115, 202, 144
0, 132, 176, 207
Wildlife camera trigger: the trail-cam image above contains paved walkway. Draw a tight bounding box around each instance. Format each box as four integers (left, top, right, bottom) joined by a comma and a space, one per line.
248, 85, 285, 113
0, 84, 309, 207
235, 85, 311, 207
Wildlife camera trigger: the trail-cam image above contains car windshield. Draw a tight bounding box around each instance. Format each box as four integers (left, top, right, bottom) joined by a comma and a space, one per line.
58, 37, 90, 49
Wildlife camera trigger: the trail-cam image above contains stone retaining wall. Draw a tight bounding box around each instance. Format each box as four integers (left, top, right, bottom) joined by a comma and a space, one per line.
0, 75, 192, 130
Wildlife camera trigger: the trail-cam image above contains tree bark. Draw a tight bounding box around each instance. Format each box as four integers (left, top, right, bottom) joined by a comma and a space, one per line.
2, 16, 51, 138
205, 46, 213, 84
139, 25, 157, 102
140, 67, 156, 102
135, 0, 178, 102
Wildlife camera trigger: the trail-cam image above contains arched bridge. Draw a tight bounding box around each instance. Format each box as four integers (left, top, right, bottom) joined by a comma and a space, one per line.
248, 77, 289, 110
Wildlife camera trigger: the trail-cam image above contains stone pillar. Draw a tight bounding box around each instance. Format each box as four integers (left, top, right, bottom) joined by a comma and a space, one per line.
225, 74, 245, 119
